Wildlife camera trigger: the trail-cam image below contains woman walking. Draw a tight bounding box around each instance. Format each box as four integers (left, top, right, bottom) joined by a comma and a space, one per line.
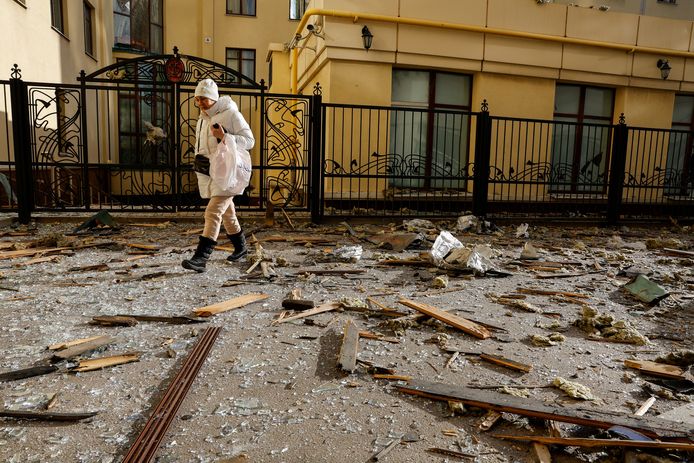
182, 78, 254, 272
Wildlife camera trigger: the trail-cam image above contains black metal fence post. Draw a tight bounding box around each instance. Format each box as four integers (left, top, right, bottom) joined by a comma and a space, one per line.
607, 114, 628, 224
472, 100, 492, 217
9, 64, 33, 224
309, 83, 323, 223
78, 70, 91, 210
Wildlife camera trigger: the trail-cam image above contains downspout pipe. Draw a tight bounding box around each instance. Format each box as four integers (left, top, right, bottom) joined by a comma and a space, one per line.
290, 8, 694, 94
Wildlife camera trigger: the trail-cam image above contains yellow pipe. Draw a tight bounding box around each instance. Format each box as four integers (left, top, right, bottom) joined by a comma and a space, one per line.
290, 8, 694, 94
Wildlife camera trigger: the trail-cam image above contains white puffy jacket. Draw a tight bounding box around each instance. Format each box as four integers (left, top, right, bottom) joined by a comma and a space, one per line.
194, 96, 255, 198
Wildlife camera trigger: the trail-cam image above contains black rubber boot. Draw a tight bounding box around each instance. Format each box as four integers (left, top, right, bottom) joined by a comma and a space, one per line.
182, 236, 216, 273
226, 231, 248, 262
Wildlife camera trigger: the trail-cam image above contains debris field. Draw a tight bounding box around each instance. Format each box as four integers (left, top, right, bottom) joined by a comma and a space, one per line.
0, 214, 692, 463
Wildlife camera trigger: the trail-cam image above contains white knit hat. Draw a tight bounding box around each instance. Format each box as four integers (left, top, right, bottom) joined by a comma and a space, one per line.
194, 78, 219, 101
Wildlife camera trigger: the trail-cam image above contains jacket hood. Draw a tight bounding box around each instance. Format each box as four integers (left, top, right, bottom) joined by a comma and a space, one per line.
205, 95, 237, 117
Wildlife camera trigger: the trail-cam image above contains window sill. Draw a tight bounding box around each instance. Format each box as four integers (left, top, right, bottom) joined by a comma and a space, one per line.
52, 27, 69, 41
85, 52, 98, 63
225, 13, 257, 17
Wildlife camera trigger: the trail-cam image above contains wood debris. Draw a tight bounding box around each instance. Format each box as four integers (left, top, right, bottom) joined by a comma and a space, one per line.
272, 301, 341, 325
396, 380, 692, 439
51, 335, 116, 362
0, 409, 98, 422
624, 359, 685, 379
69, 351, 141, 372
337, 319, 360, 373
193, 293, 269, 317
493, 434, 694, 451
398, 298, 491, 339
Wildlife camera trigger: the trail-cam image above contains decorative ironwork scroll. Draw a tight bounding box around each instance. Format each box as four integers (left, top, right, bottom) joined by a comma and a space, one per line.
264, 97, 309, 206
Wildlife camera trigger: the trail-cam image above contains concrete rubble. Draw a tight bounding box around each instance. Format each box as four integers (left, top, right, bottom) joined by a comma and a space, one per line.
0, 215, 692, 462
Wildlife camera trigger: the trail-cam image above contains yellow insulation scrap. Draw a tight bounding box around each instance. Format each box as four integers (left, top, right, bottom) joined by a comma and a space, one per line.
552, 377, 598, 401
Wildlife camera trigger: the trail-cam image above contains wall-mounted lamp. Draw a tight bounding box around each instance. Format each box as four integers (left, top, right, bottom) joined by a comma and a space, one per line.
361, 25, 373, 51
657, 59, 671, 80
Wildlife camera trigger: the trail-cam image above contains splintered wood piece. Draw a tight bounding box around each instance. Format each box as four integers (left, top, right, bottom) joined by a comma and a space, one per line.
359, 331, 400, 344
479, 410, 503, 431
0, 247, 72, 260
272, 301, 341, 324
624, 359, 684, 379
479, 353, 532, 373
51, 336, 116, 362
69, 352, 141, 372
373, 374, 412, 381
634, 397, 657, 416
193, 293, 269, 317
397, 380, 692, 439
280, 207, 294, 230
0, 365, 59, 382
662, 247, 694, 258
0, 409, 97, 422
532, 443, 552, 463
398, 298, 491, 339
18, 255, 61, 266
338, 319, 360, 372
116, 314, 207, 324
91, 315, 138, 327
516, 288, 589, 299
492, 435, 694, 451
125, 243, 161, 251
48, 335, 105, 351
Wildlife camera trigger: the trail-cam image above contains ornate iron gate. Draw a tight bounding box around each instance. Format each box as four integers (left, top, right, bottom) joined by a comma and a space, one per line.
11, 48, 314, 219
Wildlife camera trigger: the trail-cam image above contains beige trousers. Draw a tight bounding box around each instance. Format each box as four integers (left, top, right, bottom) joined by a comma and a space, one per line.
202, 196, 241, 241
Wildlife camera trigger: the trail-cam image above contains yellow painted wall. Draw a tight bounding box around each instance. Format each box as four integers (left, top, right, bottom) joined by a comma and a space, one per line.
0, 0, 109, 82
553, 0, 694, 21
165, 0, 301, 86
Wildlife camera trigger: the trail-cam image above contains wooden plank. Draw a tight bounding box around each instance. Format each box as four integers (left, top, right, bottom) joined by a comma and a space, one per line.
69, 352, 141, 372
662, 247, 694, 258
193, 293, 269, 317
396, 380, 693, 439
516, 288, 589, 298
634, 397, 657, 416
398, 298, 491, 339
0, 247, 72, 260
624, 359, 684, 379
116, 314, 207, 324
0, 365, 58, 382
272, 301, 341, 324
532, 443, 552, 463
479, 353, 532, 373
493, 435, 694, 451
51, 336, 116, 362
48, 335, 104, 351
373, 374, 412, 381
91, 315, 138, 327
0, 409, 97, 422
337, 319, 359, 373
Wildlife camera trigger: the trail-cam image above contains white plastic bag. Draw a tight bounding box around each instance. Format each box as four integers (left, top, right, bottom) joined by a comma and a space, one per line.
210, 134, 252, 194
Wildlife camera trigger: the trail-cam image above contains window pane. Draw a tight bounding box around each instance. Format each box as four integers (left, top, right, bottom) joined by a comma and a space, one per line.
114, 15, 130, 44
245, 0, 256, 15
151, 25, 162, 54
51, 0, 64, 32
554, 85, 580, 114
131, 0, 149, 50
584, 87, 613, 118
673, 95, 694, 124
151, 0, 162, 25
434, 73, 470, 107
389, 110, 428, 188
84, 2, 94, 55
228, 0, 240, 14
392, 70, 429, 105
226, 49, 240, 64
242, 60, 254, 80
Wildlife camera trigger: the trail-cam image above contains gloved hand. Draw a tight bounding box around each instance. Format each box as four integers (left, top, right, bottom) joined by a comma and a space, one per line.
193, 154, 210, 175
